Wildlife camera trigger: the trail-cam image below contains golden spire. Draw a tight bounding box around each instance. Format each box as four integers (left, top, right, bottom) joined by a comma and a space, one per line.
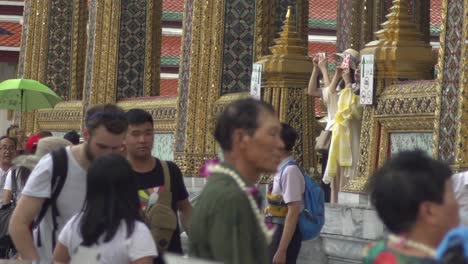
363, 0, 434, 80
286, 6, 291, 19
373, 0, 426, 45
269, 6, 308, 56
256, 5, 312, 78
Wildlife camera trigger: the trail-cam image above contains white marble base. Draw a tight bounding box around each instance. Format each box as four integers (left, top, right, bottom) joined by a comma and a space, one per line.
338, 192, 370, 205
297, 203, 385, 264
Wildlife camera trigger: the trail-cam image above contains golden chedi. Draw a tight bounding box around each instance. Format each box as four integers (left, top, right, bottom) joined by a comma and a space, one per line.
361, 0, 435, 80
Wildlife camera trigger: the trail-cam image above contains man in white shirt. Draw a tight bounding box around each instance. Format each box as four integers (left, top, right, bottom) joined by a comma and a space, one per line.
268, 123, 305, 264
453, 171, 468, 226
0, 136, 16, 202
9, 104, 128, 264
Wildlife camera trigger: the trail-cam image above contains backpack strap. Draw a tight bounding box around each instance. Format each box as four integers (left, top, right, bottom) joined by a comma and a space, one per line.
278, 160, 299, 191
10, 168, 18, 205
160, 160, 171, 192
157, 160, 172, 207
34, 147, 68, 251
11, 167, 30, 204
11, 168, 17, 200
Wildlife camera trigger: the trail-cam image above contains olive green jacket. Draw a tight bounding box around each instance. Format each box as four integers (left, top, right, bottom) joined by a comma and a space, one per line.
189, 163, 269, 264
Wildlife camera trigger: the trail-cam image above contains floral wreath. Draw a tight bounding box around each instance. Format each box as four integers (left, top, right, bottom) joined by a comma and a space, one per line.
201, 160, 274, 243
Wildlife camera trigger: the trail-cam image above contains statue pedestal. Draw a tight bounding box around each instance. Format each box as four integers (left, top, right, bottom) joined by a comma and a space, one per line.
298, 203, 385, 264
338, 192, 370, 205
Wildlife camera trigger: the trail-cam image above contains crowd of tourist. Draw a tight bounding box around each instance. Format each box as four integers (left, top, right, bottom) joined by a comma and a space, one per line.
0, 51, 466, 264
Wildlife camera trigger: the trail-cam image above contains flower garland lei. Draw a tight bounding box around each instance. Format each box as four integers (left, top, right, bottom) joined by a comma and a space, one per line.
208, 164, 274, 243
388, 234, 436, 257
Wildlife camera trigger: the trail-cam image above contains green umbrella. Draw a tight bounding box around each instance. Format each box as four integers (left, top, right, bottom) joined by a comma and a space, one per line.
0, 79, 62, 112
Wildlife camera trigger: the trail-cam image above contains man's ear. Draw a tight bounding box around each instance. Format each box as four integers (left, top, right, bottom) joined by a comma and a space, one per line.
232, 128, 248, 149
418, 201, 437, 225
83, 128, 90, 141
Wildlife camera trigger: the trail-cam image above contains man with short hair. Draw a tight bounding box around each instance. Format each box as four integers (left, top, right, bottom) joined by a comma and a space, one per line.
9, 104, 128, 263
190, 98, 285, 264
267, 123, 304, 264
0, 136, 16, 200
125, 108, 192, 261
63, 130, 80, 145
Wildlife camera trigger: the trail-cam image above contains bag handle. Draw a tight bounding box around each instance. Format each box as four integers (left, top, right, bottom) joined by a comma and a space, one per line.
160, 160, 171, 191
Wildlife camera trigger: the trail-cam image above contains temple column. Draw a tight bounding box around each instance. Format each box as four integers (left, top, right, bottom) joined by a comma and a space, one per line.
173, 0, 226, 175
83, 0, 162, 110
174, 0, 310, 175
258, 7, 315, 170
17, 0, 87, 133
436, 0, 467, 168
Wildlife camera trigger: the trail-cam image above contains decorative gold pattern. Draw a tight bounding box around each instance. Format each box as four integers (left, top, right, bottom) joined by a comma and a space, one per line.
375, 81, 438, 116
36, 101, 83, 132
85, 0, 121, 106
70, 0, 87, 100
454, 0, 468, 169
377, 116, 435, 168
116, 97, 178, 132
344, 107, 377, 192
433, 0, 448, 160
359, 0, 373, 49
144, 0, 162, 96
362, 0, 434, 80
19, 0, 51, 133
343, 81, 438, 193
204, 0, 226, 155
350, 0, 362, 50
254, 0, 275, 61
174, 0, 226, 176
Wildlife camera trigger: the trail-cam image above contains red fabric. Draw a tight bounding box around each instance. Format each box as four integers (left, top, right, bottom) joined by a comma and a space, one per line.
25, 134, 41, 153
374, 252, 399, 264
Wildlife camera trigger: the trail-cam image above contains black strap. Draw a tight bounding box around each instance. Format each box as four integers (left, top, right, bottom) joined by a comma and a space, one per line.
11, 167, 30, 205
34, 148, 68, 251
10, 168, 17, 204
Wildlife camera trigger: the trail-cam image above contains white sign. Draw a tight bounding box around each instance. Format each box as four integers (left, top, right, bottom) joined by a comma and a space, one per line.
250, 63, 263, 99
360, 54, 375, 105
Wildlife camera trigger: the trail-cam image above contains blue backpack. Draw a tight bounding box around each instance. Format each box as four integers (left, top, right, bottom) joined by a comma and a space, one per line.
280, 161, 325, 240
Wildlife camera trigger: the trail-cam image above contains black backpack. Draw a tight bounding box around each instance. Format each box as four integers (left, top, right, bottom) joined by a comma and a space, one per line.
33, 147, 68, 251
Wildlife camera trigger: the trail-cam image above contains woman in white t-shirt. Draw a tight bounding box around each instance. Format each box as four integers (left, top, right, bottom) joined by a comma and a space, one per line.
307, 49, 362, 203
53, 154, 157, 264
307, 53, 343, 203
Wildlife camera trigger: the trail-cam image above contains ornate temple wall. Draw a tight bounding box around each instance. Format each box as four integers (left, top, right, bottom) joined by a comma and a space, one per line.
306, 0, 466, 262
337, 0, 432, 51
16, 0, 467, 262
18, 0, 87, 132
20, 0, 178, 154
435, 0, 467, 168
174, 0, 313, 175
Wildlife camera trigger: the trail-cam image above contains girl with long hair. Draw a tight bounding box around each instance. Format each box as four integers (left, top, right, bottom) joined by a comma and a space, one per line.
53, 154, 157, 264
307, 49, 362, 203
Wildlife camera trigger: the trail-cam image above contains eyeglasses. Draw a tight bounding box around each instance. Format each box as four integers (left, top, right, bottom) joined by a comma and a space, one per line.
0, 146, 15, 152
